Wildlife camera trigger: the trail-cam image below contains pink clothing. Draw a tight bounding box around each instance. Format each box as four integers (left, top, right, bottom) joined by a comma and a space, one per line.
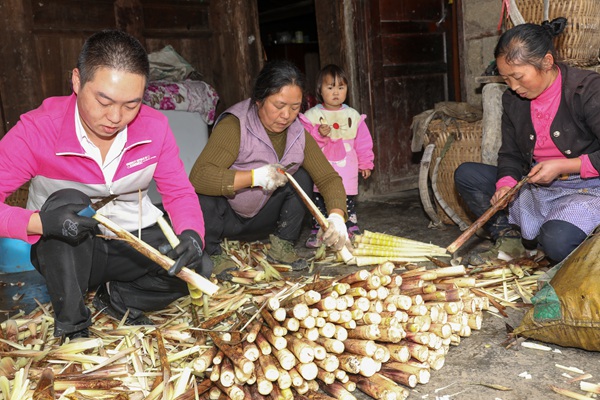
531, 68, 563, 162
300, 104, 374, 195
496, 68, 598, 191
0, 94, 204, 243
220, 99, 305, 218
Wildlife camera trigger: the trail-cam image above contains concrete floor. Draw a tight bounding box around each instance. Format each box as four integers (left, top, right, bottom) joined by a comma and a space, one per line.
1, 189, 598, 399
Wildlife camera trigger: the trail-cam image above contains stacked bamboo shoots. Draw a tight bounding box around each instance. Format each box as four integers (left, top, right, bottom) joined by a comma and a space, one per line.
348, 230, 449, 266
188, 261, 486, 400
1, 261, 495, 400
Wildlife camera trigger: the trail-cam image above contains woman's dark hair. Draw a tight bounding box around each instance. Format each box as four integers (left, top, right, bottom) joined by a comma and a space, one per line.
315, 64, 349, 103
494, 17, 567, 70
77, 29, 149, 87
251, 60, 306, 104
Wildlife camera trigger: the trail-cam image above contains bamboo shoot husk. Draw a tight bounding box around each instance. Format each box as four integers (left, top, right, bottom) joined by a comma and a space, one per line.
286, 303, 310, 321
383, 362, 430, 384
314, 353, 340, 373
209, 333, 254, 376
343, 339, 377, 357
272, 347, 297, 371
316, 369, 336, 384
210, 362, 221, 382
243, 342, 260, 361
378, 368, 417, 388
94, 213, 219, 295
289, 367, 304, 388
429, 323, 452, 339
339, 270, 371, 284
299, 316, 316, 329
319, 380, 358, 400
314, 337, 344, 354
255, 361, 274, 395
370, 261, 396, 276
219, 357, 235, 387
255, 332, 273, 355
346, 325, 380, 340
257, 354, 280, 382
348, 374, 397, 400
378, 326, 404, 343
296, 362, 318, 381
385, 344, 411, 363
193, 346, 217, 373
337, 354, 361, 374
277, 368, 292, 390
260, 326, 287, 350
356, 355, 380, 377
247, 321, 263, 343
286, 335, 315, 364
260, 309, 287, 337
215, 381, 244, 400
284, 290, 321, 307
284, 317, 300, 332
371, 373, 410, 400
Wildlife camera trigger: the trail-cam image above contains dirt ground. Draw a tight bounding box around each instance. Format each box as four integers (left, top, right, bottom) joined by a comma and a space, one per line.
1, 189, 599, 399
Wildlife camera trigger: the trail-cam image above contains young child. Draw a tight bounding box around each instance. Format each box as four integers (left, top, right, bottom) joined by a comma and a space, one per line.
300, 64, 375, 248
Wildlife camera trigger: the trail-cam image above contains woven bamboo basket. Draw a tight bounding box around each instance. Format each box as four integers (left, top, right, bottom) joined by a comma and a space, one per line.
513, 0, 600, 67
424, 119, 483, 226
6, 182, 30, 208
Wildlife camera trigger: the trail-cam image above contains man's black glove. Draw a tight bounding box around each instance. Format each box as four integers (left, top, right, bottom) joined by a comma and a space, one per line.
39, 203, 99, 244
164, 230, 207, 277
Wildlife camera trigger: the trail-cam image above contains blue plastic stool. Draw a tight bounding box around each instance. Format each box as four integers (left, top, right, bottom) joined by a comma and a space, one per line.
0, 238, 35, 273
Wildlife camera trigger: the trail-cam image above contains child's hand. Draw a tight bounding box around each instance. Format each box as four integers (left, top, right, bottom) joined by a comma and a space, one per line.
360, 169, 372, 179
318, 124, 331, 137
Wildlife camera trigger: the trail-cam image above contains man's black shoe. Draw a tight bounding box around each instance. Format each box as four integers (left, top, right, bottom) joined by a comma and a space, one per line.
92, 284, 153, 326
61, 327, 89, 344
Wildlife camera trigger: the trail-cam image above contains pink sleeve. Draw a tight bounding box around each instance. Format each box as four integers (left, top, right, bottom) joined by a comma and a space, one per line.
354, 117, 374, 170
0, 121, 41, 243
496, 176, 518, 191
579, 154, 600, 178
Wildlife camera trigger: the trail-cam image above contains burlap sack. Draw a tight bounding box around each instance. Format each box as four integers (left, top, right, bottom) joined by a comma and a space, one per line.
513, 232, 600, 351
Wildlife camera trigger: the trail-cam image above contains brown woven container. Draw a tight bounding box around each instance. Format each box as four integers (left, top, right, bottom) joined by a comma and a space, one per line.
424, 119, 483, 225
514, 0, 600, 67
6, 182, 30, 208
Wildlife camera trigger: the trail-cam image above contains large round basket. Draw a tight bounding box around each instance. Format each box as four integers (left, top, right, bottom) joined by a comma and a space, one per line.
424, 119, 483, 226
513, 0, 600, 67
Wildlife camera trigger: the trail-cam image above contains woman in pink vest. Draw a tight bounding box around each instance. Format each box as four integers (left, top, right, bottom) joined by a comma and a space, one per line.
190, 61, 349, 273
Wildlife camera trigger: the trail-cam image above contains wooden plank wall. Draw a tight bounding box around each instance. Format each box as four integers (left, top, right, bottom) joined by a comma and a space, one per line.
0, 0, 261, 138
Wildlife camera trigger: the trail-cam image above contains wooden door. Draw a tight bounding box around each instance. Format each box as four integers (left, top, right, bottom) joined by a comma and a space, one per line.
343, 0, 459, 195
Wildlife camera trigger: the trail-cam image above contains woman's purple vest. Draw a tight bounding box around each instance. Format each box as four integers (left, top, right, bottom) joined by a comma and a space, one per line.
219, 99, 305, 218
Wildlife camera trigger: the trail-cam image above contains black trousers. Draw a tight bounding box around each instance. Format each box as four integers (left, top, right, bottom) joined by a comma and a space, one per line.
31, 189, 198, 337
199, 167, 312, 255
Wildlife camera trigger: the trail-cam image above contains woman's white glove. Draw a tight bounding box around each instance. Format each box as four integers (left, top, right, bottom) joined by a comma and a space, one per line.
252, 164, 288, 191
318, 213, 348, 251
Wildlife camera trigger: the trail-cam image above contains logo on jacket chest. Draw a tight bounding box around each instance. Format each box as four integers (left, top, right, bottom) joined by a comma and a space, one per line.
126, 155, 156, 169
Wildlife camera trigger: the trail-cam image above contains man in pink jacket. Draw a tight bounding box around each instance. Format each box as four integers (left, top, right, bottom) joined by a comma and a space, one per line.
0, 30, 211, 342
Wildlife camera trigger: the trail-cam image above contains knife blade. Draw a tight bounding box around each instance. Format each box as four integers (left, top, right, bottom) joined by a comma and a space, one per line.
278, 162, 298, 174
77, 194, 119, 217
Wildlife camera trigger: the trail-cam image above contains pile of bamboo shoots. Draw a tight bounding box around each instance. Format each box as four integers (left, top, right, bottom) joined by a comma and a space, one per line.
0, 261, 489, 400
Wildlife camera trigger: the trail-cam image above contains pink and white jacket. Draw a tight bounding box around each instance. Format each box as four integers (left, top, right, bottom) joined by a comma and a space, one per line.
300, 104, 374, 195
0, 94, 204, 244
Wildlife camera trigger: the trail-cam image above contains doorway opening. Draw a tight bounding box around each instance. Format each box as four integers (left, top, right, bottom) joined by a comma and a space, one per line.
257, 0, 321, 107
